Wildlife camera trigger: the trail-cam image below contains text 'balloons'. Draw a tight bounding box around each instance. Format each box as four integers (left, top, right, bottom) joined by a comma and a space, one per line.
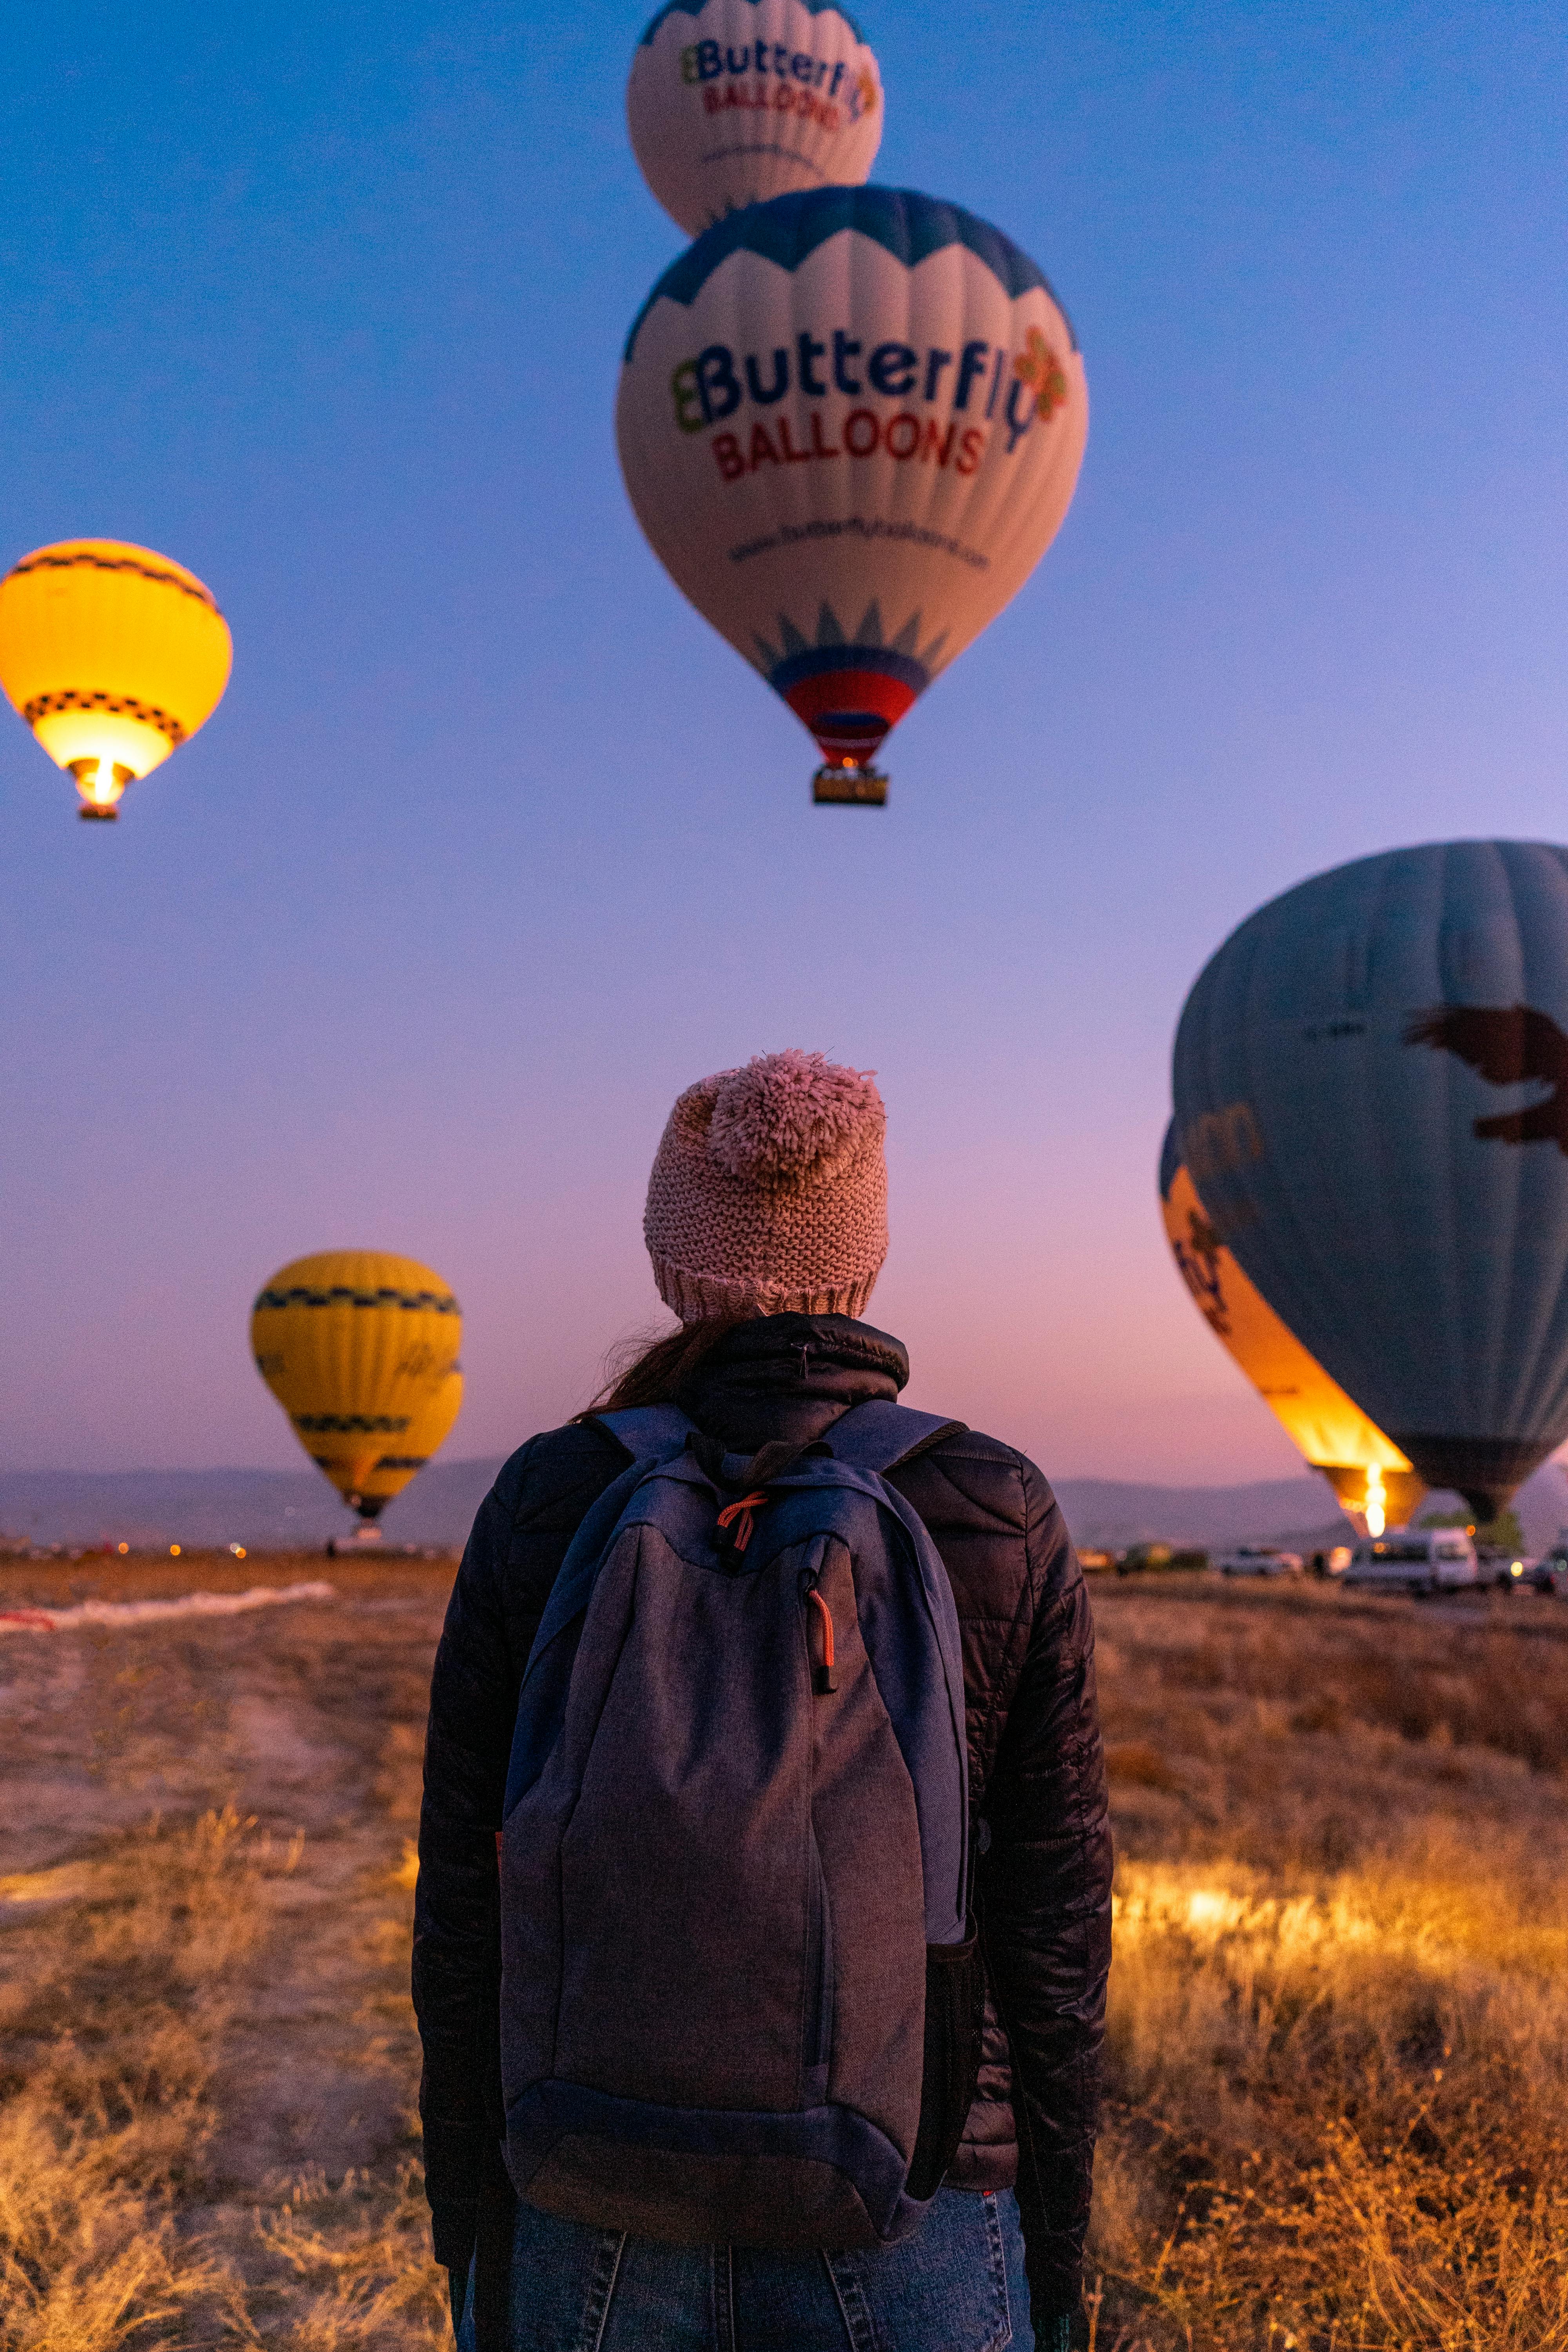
628, 0, 882, 239
0, 541, 231, 821
251, 1252, 463, 1524
1173, 841, 1568, 1519
617, 187, 1087, 802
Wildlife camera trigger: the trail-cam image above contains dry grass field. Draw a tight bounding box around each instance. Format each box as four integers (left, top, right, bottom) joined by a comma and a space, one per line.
0, 1555, 448, 2351
1, 1554, 1565, 2349
1089, 1574, 1568, 2351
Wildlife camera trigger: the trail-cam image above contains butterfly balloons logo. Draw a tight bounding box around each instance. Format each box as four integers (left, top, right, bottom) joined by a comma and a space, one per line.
1014, 328, 1069, 423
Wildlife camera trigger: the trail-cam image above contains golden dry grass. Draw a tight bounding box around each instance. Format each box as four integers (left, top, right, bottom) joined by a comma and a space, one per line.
0, 1806, 264, 2348
1087, 1578, 1568, 2350
0, 1800, 450, 2351
3, 1554, 1566, 2349
246, 2160, 449, 2350
0, 1553, 451, 2349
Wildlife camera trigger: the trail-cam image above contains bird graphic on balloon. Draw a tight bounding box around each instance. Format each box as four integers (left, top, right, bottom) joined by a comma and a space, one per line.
1405, 1005, 1568, 1156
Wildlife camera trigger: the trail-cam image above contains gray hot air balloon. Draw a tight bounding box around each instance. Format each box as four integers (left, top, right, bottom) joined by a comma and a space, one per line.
1172, 840, 1568, 1519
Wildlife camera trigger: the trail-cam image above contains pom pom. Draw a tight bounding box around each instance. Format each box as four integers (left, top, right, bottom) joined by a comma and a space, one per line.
698, 1049, 883, 1188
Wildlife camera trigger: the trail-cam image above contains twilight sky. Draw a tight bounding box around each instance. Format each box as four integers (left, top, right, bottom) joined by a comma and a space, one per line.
2, 0, 1564, 1487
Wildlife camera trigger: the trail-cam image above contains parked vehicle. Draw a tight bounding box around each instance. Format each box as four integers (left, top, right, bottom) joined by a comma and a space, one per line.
1214, 1546, 1303, 1577
1532, 1549, 1568, 1596
1115, 1543, 1209, 1577
1342, 1530, 1478, 1593
1475, 1544, 1533, 1592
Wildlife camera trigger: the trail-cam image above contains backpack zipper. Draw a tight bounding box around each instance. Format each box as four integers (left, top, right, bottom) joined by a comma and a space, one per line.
800, 1554, 835, 2092
800, 1565, 837, 1694
804, 1824, 833, 2082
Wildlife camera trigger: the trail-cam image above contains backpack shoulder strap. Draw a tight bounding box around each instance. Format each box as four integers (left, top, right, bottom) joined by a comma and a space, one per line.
591, 1403, 697, 1459
824, 1399, 967, 1476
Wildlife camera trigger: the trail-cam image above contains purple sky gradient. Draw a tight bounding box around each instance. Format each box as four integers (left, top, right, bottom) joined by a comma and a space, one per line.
2, 1, 1564, 1485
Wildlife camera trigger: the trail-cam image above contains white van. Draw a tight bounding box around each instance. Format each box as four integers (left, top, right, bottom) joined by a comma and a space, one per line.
1342, 1530, 1478, 1593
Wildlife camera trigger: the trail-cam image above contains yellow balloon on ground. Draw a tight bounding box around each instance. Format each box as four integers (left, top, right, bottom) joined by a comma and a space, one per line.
1160, 1127, 1423, 1534
251, 1252, 463, 1523
0, 539, 231, 820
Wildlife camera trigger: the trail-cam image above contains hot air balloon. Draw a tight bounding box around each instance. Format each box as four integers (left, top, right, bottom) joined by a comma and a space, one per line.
1160, 1122, 1424, 1534
0, 540, 231, 820
1172, 840, 1568, 1521
616, 187, 1087, 803
251, 1253, 463, 1536
628, 0, 882, 240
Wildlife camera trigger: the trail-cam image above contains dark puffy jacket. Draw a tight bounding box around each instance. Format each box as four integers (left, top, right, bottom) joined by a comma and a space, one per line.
414, 1315, 1112, 2323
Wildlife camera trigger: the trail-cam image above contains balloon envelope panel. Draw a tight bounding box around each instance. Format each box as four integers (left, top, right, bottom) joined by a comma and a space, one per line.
0, 540, 231, 782
617, 187, 1087, 771
628, 0, 882, 238
251, 1252, 463, 1518
1172, 841, 1568, 1514
1159, 1122, 1422, 1525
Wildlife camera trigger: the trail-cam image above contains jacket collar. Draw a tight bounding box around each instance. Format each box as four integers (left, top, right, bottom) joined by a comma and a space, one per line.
675, 1314, 908, 1454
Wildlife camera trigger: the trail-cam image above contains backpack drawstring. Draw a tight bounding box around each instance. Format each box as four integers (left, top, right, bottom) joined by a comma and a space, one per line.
710, 1463, 836, 1690
715, 1491, 769, 1553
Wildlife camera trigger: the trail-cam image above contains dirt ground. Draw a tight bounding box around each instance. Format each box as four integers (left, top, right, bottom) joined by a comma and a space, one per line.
1, 1555, 1566, 2348
0, 1553, 450, 2349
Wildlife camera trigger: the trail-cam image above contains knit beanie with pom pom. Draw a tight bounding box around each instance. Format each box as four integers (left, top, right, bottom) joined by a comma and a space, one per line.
644, 1050, 888, 1321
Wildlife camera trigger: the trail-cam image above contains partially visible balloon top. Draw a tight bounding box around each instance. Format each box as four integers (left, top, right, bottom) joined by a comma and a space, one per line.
628, 0, 882, 239
625, 185, 1068, 363
637, 0, 869, 39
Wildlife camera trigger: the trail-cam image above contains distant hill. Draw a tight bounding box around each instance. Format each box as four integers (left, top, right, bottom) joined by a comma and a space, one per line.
1049, 1477, 1355, 1551
5, 1456, 1564, 1557
1043, 1465, 1566, 1554
0, 1459, 500, 1553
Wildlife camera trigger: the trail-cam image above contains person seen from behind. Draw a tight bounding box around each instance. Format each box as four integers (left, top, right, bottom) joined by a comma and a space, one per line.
415, 1050, 1113, 2351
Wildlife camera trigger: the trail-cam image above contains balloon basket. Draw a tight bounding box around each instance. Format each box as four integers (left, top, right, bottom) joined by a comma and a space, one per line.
812, 763, 887, 807
69, 757, 133, 819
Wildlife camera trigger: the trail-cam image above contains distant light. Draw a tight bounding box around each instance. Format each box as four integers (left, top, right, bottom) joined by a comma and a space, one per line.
117, 1541, 129, 1555
1510, 1560, 1524, 1577
228, 1543, 247, 1559
169, 1543, 181, 1557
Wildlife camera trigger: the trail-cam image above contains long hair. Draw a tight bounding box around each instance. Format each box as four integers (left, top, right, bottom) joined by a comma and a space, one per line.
579, 1314, 750, 1415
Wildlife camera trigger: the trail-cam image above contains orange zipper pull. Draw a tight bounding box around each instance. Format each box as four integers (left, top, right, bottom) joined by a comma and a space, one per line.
807, 1587, 837, 1694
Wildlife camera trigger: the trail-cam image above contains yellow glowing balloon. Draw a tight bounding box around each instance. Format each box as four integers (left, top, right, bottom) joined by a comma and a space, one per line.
1160, 1129, 1424, 1533
0, 539, 232, 820
251, 1252, 463, 1522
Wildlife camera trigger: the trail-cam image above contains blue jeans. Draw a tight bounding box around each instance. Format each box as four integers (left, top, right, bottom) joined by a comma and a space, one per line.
457, 2184, 1036, 2352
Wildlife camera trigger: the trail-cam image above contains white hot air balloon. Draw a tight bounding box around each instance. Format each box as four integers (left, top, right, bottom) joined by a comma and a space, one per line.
628, 0, 883, 239
617, 187, 1087, 802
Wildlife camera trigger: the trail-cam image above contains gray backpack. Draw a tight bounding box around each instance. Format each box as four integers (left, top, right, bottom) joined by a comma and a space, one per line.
498, 1399, 984, 2250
